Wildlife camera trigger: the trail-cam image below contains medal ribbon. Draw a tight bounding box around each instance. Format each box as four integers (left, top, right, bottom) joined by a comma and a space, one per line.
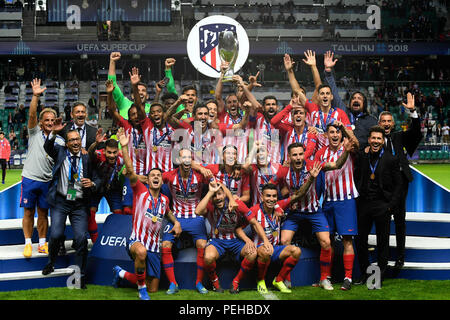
290, 165, 307, 190
178, 169, 193, 198
259, 203, 278, 232
318, 108, 334, 132
215, 198, 229, 232
67, 151, 82, 182
147, 193, 162, 218
369, 148, 384, 178
153, 123, 172, 147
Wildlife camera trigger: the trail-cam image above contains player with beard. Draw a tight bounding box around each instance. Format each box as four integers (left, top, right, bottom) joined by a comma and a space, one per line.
175, 85, 198, 120
270, 96, 318, 163
248, 178, 320, 294
87, 130, 125, 243
170, 102, 250, 165
195, 180, 269, 294
270, 140, 354, 291
242, 140, 282, 206
106, 75, 149, 215
160, 148, 238, 294
322, 51, 377, 149
314, 122, 359, 290
203, 145, 251, 204
284, 54, 352, 150
108, 52, 151, 118
112, 128, 181, 300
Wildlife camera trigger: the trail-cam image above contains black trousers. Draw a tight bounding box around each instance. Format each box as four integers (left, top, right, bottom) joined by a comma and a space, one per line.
392, 174, 409, 261
0, 159, 6, 182
356, 198, 391, 276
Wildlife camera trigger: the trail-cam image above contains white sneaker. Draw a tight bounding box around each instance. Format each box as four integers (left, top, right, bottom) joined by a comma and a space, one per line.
319, 278, 334, 291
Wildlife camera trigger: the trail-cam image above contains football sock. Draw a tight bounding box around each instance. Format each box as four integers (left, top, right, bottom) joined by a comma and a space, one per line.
320, 248, 332, 281
276, 256, 299, 283
25, 238, 32, 245
233, 258, 255, 284
343, 253, 355, 280
161, 247, 177, 285
257, 259, 270, 281
196, 248, 205, 285
136, 268, 146, 289
39, 238, 46, 246
123, 271, 137, 284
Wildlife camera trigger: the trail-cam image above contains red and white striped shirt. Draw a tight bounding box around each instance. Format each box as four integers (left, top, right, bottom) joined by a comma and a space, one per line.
205, 164, 250, 198
270, 160, 320, 213
250, 198, 291, 246
142, 120, 175, 172
304, 101, 351, 150
250, 112, 282, 164
314, 145, 358, 201
162, 168, 206, 218
118, 116, 150, 176
205, 199, 253, 240
270, 104, 318, 162
218, 110, 249, 165
130, 181, 170, 253
249, 163, 281, 206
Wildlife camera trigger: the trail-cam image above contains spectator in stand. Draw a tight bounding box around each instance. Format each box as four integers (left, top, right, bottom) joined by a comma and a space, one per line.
436, 123, 443, 143
88, 93, 98, 115
442, 122, 450, 144
13, 107, 23, 131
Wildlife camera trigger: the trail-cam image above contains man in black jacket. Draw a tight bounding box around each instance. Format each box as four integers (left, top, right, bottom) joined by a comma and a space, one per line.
323, 51, 378, 150
378, 92, 423, 269
353, 126, 402, 287
59, 102, 97, 153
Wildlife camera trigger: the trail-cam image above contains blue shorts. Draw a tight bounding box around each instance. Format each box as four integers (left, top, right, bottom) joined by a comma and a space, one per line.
207, 238, 246, 262
257, 244, 286, 263
126, 238, 161, 279
281, 210, 329, 234
122, 177, 133, 207
20, 177, 50, 209
90, 189, 123, 211
323, 198, 358, 236
162, 216, 207, 244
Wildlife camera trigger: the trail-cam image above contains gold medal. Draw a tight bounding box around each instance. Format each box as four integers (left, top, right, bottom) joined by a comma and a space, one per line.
215, 228, 219, 235
370, 173, 375, 180
153, 145, 158, 152
152, 215, 158, 223
272, 231, 278, 238
134, 149, 139, 155
73, 173, 79, 180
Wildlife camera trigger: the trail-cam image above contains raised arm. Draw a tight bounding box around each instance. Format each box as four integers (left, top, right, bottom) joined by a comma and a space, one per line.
117, 127, 138, 185
105, 80, 122, 123
323, 51, 346, 111
28, 78, 46, 129
284, 54, 306, 106
302, 50, 321, 105
164, 58, 178, 95
129, 67, 146, 120
322, 137, 353, 171
214, 62, 228, 116
195, 181, 219, 216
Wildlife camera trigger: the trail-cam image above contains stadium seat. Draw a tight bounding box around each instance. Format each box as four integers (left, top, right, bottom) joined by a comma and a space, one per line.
431, 150, 438, 160
419, 150, 426, 160
425, 150, 431, 160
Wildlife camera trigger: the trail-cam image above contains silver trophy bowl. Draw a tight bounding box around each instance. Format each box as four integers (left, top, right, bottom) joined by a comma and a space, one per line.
218, 30, 239, 82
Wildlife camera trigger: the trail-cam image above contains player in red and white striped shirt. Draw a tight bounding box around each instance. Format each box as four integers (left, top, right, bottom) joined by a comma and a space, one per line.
242, 140, 282, 206
314, 121, 360, 290
299, 84, 352, 150
203, 145, 251, 204
112, 128, 181, 300
245, 183, 314, 293
161, 148, 232, 295
271, 101, 318, 163
195, 180, 269, 293
270, 141, 353, 290
106, 78, 150, 215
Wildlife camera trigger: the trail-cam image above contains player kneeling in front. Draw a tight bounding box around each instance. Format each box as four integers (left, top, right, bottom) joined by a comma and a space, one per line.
248, 167, 320, 294
195, 179, 271, 294
112, 128, 181, 300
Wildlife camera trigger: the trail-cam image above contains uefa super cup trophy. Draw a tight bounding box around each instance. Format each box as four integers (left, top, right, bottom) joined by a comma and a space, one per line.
218, 30, 239, 82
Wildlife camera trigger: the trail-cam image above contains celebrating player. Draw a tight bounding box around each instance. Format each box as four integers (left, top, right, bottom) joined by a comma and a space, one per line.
112, 128, 181, 300
195, 179, 269, 293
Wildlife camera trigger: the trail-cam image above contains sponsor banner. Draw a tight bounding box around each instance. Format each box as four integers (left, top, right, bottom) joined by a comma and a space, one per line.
89, 213, 131, 260
1, 40, 449, 56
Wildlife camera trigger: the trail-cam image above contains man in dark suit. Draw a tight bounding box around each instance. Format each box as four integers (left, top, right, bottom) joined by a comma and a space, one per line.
378, 92, 422, 269
353, 126, 402, 287
41, 120, 100, 289
59, 102, 97, 153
